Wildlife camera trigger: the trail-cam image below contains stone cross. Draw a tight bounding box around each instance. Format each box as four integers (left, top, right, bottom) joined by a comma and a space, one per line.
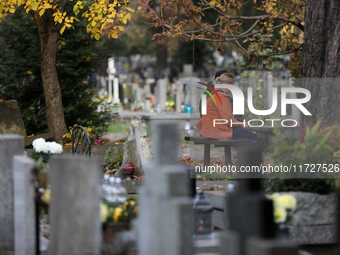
13, 156, 36, 255
49, 155, 102, 255
0, 134, 24, 254
138, 122, 194, 255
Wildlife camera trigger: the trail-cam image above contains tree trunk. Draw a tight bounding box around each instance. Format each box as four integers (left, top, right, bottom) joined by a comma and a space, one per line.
301, 0, 340, 125
34, 12, 68, 140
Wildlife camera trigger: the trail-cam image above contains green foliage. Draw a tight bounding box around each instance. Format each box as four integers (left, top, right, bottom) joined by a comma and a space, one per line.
263, 178, 337, 195
103, 146, 124, 174
264, 121, 340, 195
107, 123, 129, 133
272, 121, 338, 168
0, 6, 112, 135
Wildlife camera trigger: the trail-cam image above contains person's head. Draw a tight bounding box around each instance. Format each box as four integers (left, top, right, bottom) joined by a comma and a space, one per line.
213, 69, 229, 80
215, 73, 235, 94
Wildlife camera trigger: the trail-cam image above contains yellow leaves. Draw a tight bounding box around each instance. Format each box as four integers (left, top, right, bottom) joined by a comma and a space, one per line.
32, 1, 38, 11
27, 71, 33, 75
210, 0, 217, 5
60, 25, 66, 35
0, 0, 132, 40
122, 12, 131, 24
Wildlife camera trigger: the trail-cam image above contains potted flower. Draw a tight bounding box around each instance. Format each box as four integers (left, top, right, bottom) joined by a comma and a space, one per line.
100, 200, 138, 243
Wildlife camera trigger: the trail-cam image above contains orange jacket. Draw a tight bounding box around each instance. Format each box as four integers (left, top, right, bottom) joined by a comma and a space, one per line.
195, 91, 240, 140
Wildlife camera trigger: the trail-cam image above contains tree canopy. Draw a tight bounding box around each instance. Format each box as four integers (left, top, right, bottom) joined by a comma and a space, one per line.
140, 0, 304, 67
0, 0, 133, 39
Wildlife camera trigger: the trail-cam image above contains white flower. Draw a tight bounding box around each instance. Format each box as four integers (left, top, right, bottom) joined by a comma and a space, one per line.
40, 142, 50, 154
32, 138, 63, 154
49, 142, 63, 154
32, 138, 46, 152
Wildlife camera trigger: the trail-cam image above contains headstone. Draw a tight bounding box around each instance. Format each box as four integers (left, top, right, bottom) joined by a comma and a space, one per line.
156, 79, 167, 111
107, 58, 116, 101
13, 156, 36, 255
49, 156, 101, 255
113, 77, 120, 104
116, 118, 153, 178
267, 72, 273, 108
138, 122, 194, 255
0, 100, 27, 136
175, 81, 184, 113
183, 64, 193, 77
0, 135, 24, 254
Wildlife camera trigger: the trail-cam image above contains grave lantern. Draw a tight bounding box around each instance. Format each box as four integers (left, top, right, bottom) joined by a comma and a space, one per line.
193, 191, 213, 239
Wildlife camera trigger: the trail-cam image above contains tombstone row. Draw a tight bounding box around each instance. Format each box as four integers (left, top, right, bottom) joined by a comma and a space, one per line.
0, 122, 329, 255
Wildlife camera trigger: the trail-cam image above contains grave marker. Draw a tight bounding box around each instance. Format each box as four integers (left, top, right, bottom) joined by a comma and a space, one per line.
138, 122, 194, 255
0, 135, 24, 254
13, 156, 36, 255
49, 156, 101, 255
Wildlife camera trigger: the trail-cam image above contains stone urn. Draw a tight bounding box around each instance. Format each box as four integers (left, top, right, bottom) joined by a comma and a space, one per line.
282, 192, 337, 245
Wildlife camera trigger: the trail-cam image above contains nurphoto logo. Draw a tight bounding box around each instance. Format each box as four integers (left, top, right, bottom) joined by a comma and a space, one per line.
199, 83, 312, 127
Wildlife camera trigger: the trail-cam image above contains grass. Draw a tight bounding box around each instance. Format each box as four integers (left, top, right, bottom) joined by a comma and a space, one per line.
107, 123, 130, 133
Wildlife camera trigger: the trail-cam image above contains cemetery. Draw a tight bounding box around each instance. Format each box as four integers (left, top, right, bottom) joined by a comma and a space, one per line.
1, 0, 340, 255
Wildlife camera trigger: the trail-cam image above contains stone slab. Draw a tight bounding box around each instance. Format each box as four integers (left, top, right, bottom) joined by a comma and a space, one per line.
285, 192, 337, 226
246, 236, 298, 255
204, 191, 227, 211
24, 132, 53, 147
212, 209, 227, 230
288, 225, 337, 245
122, 179, 143, 194
0, 100, 27, 136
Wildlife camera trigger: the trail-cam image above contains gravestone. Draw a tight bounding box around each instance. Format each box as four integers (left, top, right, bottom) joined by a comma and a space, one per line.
49, 156, 102, 255
13, 156, 36, 255
137, 122, 194, 255
0, 100, 27, 136
0, 135, 24, 254
116, 117, 153, 178
156, 78, 167, 111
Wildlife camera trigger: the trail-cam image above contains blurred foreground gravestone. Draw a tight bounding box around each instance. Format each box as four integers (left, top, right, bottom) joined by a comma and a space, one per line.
0, 135, 24, 254
137, 121, 194, 255
49, 156, 102, 255
220, 146, 298, 255
13, 156, 36, 255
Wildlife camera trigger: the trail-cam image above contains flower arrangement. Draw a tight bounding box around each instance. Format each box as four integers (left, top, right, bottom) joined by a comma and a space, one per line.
31, 138, 63, 163
100, 200, 138, 227
267, 193, 297, 223
166, 100, 175, 110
